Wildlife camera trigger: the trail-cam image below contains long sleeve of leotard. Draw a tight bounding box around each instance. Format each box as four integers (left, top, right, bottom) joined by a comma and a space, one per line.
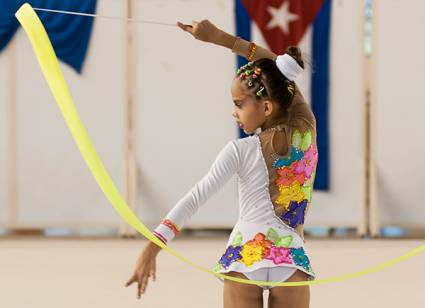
152, 140, 240, 244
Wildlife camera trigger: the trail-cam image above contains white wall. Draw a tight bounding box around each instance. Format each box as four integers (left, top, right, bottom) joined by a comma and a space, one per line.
0, 0, 126, 227
374, 0, 425, 226
0, 40, 11, 224
1, 0, 422, 232
0, 0, 239, 230
133, 0, 239, 229
308, 0, 365, 228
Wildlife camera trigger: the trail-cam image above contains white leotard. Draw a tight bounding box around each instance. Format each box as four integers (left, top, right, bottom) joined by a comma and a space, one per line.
154, 86, 318, 280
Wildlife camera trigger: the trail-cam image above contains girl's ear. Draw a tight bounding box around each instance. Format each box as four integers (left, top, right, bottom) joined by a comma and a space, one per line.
263, 100, 273, 117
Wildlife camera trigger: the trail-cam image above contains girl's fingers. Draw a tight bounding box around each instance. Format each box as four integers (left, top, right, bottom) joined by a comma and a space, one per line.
144, 274, 150, 289
177, 21, 193, 33
125, 274, 136, 287
136, 271, 151, 298
127, 263, 156, 298
139, 278, 148, 297
152, 260, 156, 281
137, 282, 142, 299
137, 275, 144, 298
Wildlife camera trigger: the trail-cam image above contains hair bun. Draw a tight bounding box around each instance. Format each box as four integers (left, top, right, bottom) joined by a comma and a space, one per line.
275, 53, 304, 81
285, 46, 304, 69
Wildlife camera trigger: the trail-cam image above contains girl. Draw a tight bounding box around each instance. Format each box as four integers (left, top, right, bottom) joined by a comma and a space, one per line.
125, 20, 318, 308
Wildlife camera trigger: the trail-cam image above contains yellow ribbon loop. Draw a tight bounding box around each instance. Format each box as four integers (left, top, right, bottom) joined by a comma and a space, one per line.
15, 3, 425, 288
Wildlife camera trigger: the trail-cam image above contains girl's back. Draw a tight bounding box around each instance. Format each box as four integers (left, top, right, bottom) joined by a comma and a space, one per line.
257, 85, 318, 239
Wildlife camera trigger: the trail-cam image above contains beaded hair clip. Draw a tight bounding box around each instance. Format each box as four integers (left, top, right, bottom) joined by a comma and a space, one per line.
287, 83, 295, 95
236, 62, 267, 98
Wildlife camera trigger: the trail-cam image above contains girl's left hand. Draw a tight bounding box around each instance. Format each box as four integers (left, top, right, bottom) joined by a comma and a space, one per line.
177, 19, 221, 44
125, 243, 159, 299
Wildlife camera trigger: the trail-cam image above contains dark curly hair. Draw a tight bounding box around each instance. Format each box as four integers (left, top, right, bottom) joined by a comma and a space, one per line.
236, 46, 304, 117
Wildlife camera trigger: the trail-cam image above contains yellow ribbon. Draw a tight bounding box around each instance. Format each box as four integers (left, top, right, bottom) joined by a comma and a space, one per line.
15, 3, 425, 288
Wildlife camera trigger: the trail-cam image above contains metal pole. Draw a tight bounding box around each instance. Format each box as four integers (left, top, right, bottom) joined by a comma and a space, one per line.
368, 0, 380, 237
7, 39, 18, 229
120, 0, 138, 237
357, 0, 369, 237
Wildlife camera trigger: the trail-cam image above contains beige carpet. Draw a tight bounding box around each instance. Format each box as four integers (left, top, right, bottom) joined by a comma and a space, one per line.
0, 236, 424, 307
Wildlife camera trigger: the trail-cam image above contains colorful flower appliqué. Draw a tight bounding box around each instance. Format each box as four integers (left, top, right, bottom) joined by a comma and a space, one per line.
239, 233, 273, 267
213, 227, 313, 274
264, 246, 292, 265
275, 181, 305, 210
219, 245, 243, 268
290, 247, 311, 272
273, 129, 318, 229
279, 199, 308, 228
294, 144, 318, 179
276, 161, 306, 186
272, 145, 304, 168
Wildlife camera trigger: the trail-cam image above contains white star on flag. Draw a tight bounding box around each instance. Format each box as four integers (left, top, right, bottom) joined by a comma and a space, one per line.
266, 1, 299, 34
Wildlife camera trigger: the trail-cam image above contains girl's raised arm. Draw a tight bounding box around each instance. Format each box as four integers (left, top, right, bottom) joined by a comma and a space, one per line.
177, 20, 277, 61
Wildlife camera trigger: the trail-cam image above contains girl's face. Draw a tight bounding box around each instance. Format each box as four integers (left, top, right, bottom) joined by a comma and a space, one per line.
231, 77, 268, 134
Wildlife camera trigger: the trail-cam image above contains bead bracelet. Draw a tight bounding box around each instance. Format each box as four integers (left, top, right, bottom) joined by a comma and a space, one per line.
247, 42, 257, 61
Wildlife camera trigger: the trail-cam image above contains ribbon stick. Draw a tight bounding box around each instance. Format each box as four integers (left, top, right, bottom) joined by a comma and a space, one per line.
15, 3, 425, 287
32, 7, 177, 27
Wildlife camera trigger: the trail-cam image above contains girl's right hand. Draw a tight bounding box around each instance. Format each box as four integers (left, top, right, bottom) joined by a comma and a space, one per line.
177, 20, 221, 44
125, 242, 160, 299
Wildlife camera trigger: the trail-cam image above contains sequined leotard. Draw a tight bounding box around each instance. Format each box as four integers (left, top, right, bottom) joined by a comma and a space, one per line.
153, 85, 318, 284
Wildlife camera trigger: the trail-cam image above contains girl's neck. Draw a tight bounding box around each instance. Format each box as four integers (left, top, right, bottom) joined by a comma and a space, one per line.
260, 117, 288, 132
260, 87, 304, 132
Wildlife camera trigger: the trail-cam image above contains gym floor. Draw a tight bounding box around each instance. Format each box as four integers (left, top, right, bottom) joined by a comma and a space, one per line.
1, 234, 424, 307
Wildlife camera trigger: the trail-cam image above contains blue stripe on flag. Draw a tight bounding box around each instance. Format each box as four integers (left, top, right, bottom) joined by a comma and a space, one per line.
312, 0, 331, 190
235, 0, 252, 139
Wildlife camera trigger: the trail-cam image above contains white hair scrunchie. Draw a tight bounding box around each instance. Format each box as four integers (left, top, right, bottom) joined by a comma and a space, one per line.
275, 53, 303, 81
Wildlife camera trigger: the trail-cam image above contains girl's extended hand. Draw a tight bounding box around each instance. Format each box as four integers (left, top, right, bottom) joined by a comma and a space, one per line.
177, 19, 221, 43
125, 242, 160, 299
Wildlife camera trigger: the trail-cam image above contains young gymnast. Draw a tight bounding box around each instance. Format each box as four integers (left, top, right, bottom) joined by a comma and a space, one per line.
125, 20, 318, 308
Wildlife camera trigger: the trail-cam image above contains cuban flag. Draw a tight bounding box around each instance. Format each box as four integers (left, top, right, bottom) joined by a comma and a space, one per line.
235, 0, 331, 190
0, 0, 97, 73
